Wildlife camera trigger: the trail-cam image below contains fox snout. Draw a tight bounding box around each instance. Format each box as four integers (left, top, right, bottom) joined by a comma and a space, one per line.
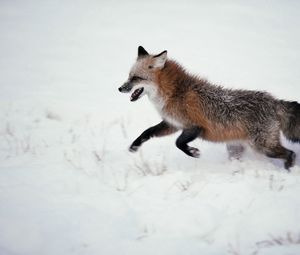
118, 82, 133, 93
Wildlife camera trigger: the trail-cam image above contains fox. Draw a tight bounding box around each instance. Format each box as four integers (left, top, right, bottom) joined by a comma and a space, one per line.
118, 46, 300, 170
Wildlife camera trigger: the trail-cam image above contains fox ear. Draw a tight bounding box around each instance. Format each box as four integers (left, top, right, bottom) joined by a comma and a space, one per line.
138, 46, 149, 58
153, 50, 167, 69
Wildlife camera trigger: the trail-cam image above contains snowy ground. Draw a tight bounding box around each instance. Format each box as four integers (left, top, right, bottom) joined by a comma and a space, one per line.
1, 1, 300, 254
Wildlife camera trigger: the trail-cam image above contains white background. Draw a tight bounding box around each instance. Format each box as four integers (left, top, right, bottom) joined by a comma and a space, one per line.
1, 1, 300, 254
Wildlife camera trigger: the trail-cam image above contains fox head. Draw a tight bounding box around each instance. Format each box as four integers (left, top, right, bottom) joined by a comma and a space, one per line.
118, 46, 167, 102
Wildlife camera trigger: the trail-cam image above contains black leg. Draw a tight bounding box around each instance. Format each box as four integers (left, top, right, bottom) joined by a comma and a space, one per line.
176, 127, 202, 158
129, 121, 177, 152
250, 127, 296, 171
266, 146, 296, 170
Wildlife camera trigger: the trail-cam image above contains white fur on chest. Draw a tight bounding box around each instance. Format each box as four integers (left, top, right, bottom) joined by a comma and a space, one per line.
147, 87, 184, 129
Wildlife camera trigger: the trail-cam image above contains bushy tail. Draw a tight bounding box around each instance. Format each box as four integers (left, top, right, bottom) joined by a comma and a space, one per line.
278, 100, 300, 143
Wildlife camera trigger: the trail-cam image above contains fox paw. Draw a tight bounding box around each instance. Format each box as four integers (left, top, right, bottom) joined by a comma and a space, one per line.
284, 151, 296, 171
187, 147, 200, 158
129, 145, 139, 152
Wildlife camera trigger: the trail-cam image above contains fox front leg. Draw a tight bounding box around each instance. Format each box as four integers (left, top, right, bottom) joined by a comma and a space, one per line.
129, 121, 177, 152
176, 127, 202, 158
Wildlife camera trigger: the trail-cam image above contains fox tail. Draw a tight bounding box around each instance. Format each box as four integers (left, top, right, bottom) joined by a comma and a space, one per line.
278, 100, 300, 143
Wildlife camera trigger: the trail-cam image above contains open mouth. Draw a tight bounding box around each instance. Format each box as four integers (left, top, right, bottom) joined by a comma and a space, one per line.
130, 87, 144, 102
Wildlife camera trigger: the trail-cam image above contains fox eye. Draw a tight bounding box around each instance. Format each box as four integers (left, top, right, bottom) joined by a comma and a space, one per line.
131, 76, 145, 82
148, 65, 153, 69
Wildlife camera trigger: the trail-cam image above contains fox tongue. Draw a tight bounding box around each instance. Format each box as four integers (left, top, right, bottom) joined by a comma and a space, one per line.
130, 88, 144, 102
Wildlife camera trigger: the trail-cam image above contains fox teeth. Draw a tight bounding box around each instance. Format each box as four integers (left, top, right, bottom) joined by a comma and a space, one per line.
130, 87, 144, 102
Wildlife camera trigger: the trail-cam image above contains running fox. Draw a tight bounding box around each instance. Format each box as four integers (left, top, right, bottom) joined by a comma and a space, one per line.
118, 46, 300, 170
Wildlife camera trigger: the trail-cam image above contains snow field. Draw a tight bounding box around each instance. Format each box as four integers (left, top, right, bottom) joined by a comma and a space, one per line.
1, 0, 300, 254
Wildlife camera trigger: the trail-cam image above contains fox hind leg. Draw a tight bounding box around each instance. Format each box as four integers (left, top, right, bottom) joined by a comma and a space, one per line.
226, 142, 245, 160
250, 129, 295, 170
264, 146, 296, 170
129, 121, 177, 152
176, 127, 202, 158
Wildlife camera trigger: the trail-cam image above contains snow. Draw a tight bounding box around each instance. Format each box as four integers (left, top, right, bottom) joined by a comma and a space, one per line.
1, 0, 300, 254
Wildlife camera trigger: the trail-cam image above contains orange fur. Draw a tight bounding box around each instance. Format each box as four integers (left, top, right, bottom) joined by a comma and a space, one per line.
154, 61, 248, 142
